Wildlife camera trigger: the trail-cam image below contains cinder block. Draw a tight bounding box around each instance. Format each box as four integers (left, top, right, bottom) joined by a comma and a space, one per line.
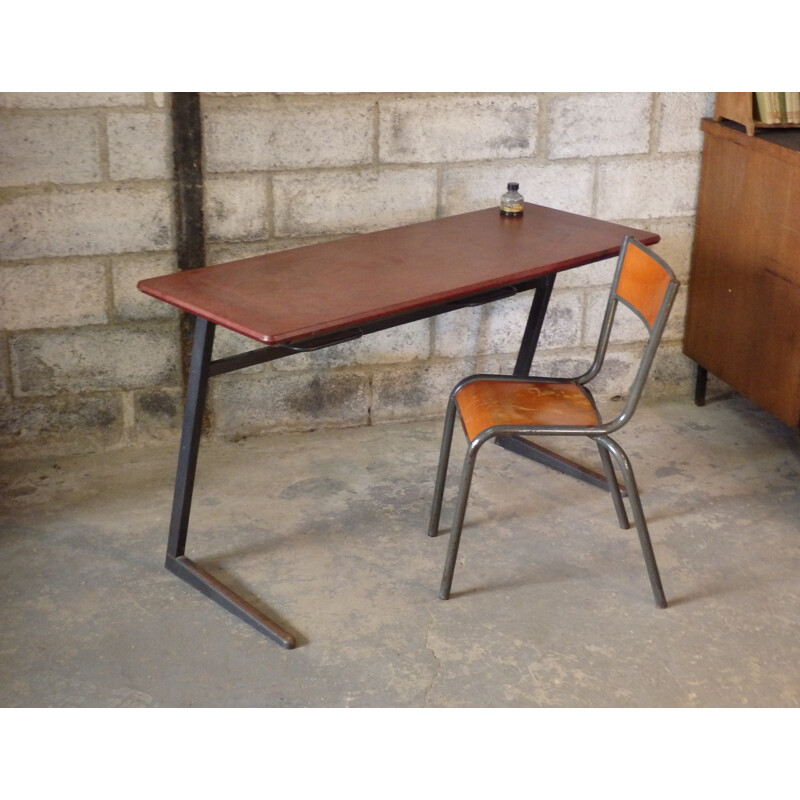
205, 174, 269, 241
134, 387, 183, 435
648, 344, 695, 397
433, 305, 483, 360
273, 168, 437, 236
645, 218, 695, 283
481, 289, 583, 355
0, 114, 102, 187
548, 93, 651, 159
379, 95, 537, 163
658, 93, 714, 153
112, 254, 178, 321
10, 324, 179, 396
370, 359, 472, 423
204, 102, 373, 172
107, 111, 171, 180
0, 394, 123, 444
0, 93, 146, 109
0, 261, 108, 330
211, 369, 370, 435
441, 162, 594, 217
475, 352, 522, 375
1, 185, 174, 260
538, 291, 586, 350
597, 155, 701, 220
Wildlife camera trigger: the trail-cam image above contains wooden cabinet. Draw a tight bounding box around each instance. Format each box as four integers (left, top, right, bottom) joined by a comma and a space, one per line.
683, 118, 800, 428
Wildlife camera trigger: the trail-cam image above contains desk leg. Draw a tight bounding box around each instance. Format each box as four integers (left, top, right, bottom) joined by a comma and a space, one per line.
511, 273, 556, 377
496, 275, 621, 493
165, 316, 297, 648
693, 364, 708, 407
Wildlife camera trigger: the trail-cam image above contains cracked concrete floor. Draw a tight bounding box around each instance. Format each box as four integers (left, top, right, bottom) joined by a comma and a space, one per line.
2, 394, 799, 707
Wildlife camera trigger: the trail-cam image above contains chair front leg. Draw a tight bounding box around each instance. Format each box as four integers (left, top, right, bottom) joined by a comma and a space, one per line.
439, 442, 481, 600
428, 396, 459, 538
595, 440, 629, 530
599, 435, 667, 609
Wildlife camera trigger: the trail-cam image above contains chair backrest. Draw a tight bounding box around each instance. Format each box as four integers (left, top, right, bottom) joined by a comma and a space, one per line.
581, 236, 679, 430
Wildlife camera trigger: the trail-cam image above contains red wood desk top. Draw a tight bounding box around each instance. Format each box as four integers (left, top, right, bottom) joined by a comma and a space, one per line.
138, 204, 659, 345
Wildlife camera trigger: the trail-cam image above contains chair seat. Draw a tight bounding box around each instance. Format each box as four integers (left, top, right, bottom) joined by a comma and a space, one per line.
455, 379, 600, 442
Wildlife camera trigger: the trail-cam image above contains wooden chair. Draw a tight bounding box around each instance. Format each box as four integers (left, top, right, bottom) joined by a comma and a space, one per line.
428, 236, 680, 606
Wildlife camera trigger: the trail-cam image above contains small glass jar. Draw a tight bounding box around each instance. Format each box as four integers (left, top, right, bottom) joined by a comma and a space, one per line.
500, 182, 524, 217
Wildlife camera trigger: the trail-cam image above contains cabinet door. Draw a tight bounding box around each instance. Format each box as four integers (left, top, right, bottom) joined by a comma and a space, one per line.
684, 126, 800, 427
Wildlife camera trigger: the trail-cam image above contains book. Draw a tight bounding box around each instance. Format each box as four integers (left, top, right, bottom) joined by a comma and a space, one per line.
754, 92, 799, 124
778, 92, 788, 123
768, 92, 782, 123
755, 92, 776, 123
786, 92, 800, 124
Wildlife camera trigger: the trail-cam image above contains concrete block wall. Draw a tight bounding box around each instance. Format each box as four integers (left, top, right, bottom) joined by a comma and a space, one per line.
0, 92, 714, 455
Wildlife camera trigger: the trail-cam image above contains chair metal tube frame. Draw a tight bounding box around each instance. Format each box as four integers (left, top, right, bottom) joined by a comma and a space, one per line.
429, 236, 679, 607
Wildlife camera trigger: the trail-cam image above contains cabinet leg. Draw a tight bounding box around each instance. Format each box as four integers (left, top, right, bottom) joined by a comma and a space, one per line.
694, 364, 708, 407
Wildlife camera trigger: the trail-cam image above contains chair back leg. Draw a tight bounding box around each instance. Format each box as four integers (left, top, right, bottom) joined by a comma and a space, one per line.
597, 435, 667, 608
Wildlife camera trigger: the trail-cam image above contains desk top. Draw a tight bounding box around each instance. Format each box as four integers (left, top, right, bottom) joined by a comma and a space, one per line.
138, 204, 659, 345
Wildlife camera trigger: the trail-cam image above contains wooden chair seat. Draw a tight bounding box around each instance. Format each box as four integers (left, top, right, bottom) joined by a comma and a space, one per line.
456, 380, 600, 443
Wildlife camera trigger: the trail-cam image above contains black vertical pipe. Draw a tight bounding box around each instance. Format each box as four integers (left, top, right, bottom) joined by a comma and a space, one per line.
171, 92, 207, 387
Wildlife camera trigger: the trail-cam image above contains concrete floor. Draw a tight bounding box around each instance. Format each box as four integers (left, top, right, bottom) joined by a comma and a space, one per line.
2, 392, 799, 707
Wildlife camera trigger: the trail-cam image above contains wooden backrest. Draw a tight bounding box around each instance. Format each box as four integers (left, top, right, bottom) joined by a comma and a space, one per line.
616, 237, 676, 331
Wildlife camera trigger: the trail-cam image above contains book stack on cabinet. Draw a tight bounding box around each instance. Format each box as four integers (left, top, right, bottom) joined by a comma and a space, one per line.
754, 92, 800, 125
714, 91, 800, 135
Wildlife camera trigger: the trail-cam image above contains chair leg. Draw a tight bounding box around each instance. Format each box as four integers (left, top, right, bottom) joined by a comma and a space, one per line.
598, 436, 667, 609
439, 444, 480, 600
428, 396, 459, 538
596, 441, 629, 529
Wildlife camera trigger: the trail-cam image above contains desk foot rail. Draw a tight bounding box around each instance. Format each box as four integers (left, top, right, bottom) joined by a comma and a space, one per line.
496, 435, 626, 495
166, 554, 297, 649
